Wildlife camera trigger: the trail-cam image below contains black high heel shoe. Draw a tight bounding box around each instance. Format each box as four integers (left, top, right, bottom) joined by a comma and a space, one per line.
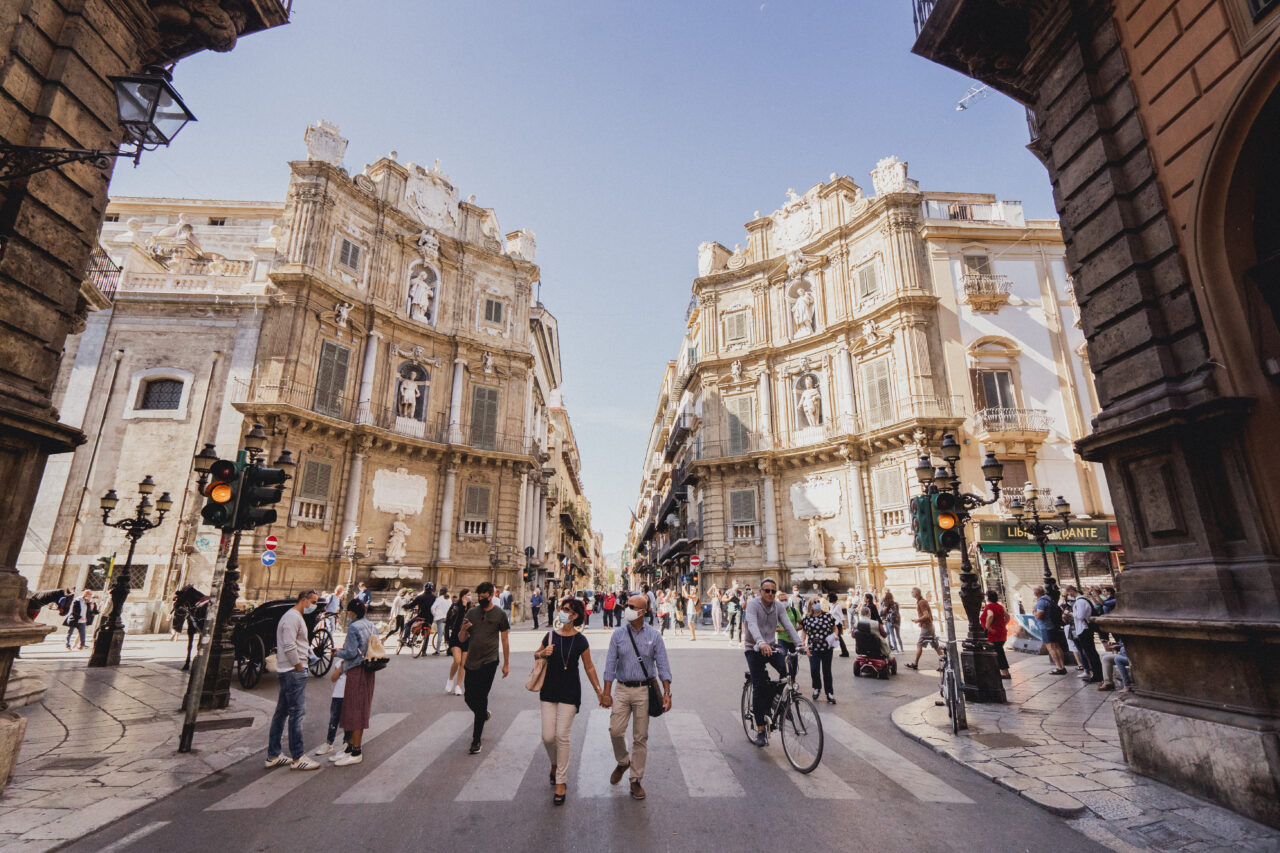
553, 786, 567, 805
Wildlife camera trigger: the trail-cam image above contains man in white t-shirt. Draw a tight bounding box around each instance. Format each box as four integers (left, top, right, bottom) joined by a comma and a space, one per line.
431, 588, 452, 654
826, 592, 850, 657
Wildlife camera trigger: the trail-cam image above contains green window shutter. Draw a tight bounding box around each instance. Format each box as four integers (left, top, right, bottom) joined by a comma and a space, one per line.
470, 386, 499, 449
729, 489, 756, 523
464, 485, 490, 517
858, 263, 879, 298
727, 395, 754, 454
299, 461, 333, 501
313, 341, 351, 418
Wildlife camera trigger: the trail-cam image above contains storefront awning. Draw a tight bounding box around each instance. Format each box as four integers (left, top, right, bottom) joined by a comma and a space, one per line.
980, 544, 1111, 553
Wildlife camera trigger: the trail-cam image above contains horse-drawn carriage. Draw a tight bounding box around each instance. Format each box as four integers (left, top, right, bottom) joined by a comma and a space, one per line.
231, 599, 336, 688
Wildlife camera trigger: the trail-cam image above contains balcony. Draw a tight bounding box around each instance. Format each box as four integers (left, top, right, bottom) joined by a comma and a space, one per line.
912, 0, 937, 36
360, 405, 447, 442
863, 395, 964, 433
730, 522, 761, 542
674, 353, 699, 395
961, 273, 1012, 313
664, 412, 697, 461
236, 378, 353, 423
463, 425, 536, 456
85, 246, 120, 305
697, 432, 760, 461
974, 407, 1052, 451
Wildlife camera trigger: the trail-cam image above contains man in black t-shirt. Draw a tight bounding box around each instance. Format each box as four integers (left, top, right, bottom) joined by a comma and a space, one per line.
458, 581, 510, 754
402, 583, 435, 644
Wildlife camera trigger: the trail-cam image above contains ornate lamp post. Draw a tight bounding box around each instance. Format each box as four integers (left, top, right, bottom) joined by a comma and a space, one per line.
1008, 482, 1072, 605
917, 433, 1007, 703
342, 531, 372, 592
88, 476, 172, 667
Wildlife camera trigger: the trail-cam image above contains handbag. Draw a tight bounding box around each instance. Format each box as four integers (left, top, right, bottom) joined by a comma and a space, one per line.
363, 628, 389, 672
624, 626, 666, 718
526, 632, 551, 692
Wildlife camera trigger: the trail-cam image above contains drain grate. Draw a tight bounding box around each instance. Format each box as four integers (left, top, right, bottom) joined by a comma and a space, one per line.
54, 757, 103, 770
971, 732, 1037, 749
194, 716, 254, 732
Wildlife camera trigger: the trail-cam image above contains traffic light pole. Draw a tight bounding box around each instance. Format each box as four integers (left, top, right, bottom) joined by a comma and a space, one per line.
935, 552, 968, 731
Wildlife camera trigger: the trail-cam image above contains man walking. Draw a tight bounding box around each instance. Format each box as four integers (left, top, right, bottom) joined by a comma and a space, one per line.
742, 579, 799, 746
1033, 584, 1069, 674
430, 586, 451, 654
602, 593, 671, 800
499, 584, 514, 621
530, 587, 544, 629
323, 584, 345, 633
828, 592, 850, 657
265, 589, 321, 771
458, 581, 510, 754
1067, 585, 1103, 682
906, 587, 941, 670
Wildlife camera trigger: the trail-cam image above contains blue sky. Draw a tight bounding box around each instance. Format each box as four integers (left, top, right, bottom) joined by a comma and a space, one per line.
109, 1, 1057, 553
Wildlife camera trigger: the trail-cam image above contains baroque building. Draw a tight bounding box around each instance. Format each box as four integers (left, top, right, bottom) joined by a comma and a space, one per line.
21, 122, 595, 628
628, 160, 1116, 609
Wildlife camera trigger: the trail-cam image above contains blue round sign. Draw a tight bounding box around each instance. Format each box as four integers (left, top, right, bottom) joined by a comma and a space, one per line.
261, 551, 276, 566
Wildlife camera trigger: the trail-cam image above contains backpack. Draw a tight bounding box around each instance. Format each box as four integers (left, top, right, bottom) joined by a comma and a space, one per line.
56, 595, 72, 617
1045, 598, 1064, 628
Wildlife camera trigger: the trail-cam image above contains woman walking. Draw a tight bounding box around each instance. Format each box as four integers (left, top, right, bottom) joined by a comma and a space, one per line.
880, 591, 903, 652
445, 588, 471, 695
981, 590, 1011, 679
537, 597, 604, 805
331, 600, 376, 765
685, 585, 698, 641
799, 597, 838, 704
709, 584, 722, 634
382, 589, 409, 641
657, 591, 672, 635
64, 590, 97, 650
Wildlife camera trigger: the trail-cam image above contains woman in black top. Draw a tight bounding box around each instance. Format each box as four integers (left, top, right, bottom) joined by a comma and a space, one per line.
537, 597, 604, 805
799, 599, 839, 705
444, 588, 471, 696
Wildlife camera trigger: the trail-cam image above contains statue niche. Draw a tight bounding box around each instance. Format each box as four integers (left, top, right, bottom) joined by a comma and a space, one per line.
406, 262, 439, 325
786, 252, 817, 338
395, 362, 429, 428
796, 372, 824, 429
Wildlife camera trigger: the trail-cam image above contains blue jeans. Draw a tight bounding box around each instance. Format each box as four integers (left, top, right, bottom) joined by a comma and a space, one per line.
327, 696, 350, 745
268, 669, 308, 759
66, 623, 85, 647
745, 648, 787, 727
887, 623, 903, 652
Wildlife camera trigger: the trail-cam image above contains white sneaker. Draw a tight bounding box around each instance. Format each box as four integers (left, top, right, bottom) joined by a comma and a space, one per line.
314, 742, 334, 756
333, 752, 363, 766
328, 748, 348, 763
290, 756, 321, 771
453, 685, 463, 696
445, 678, 455, 693
264, 755, 291, 769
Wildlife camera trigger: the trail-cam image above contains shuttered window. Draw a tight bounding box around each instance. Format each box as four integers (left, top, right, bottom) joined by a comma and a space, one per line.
861, 358, 893, 426
963, 254, 993, 276
313, 341, 351, 418
484, 298, 504, 324
971, 369, 1015, 409
726, 395, 754, 455
723, 311, 750, 343
464, 485, 491, 518
1001, 459, 1030, 491
857, 262, 880, 298
298, 460, 333, 501
470, 386, 499, 450
729, 489, 757, 523
337, 238, 362, 272
872, 465, 907, 509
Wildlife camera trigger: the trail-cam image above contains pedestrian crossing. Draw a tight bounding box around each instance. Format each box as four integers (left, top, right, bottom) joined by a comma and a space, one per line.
204, 706, 974, 810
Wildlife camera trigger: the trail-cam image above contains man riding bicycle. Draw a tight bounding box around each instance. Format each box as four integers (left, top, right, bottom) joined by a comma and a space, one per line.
402, 582, 435, 645
743, 578, 804, 747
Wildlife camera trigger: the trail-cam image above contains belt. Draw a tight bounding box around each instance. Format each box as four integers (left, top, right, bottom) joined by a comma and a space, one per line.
620, 680, 648, 688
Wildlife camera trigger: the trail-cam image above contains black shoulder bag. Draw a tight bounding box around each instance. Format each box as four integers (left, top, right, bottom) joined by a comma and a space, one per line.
624, 627, 666, 718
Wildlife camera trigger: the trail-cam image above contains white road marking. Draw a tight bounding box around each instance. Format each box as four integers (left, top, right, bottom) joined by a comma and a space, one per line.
332, 711, 468, 804
455, 709, 543, 801
97, 821, 169, 853
664, 710, 745, 798
207, 712, 408, 811
821, 715, 973, 803
763, 735, 861, 799
575, 709, 620, 797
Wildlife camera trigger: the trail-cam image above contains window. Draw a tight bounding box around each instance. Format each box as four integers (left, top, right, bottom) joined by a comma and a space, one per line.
337, 238, 362, 273
298, 461, 333, 501
483, 298, 504, 324
872, 465, 907, 509
723, 311, 750, 344
861, 358, 893, 427
208, 217, 227, 227
313, 341, 351, 418
463, 485, 491, 536
729, 488, 758, 540
972, 369, 1016, 410
1249, 0, 1278, 22
1000, 459, 1030, 492
104, 213, 120, 223
470, 386, 500, 450
726, 395, 754, 455
86, 563, 146, 591
856, 262, 880, 299
963, 255, 993, 277
137, 378, 183, 410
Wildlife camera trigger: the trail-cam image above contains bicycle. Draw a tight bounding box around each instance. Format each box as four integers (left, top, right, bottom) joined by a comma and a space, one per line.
740, 651, 824, 773
396, 616, 429, 657
936, 643, 962, 734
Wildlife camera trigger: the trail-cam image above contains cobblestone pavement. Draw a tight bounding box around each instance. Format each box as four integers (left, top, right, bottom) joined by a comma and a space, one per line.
892, 653, 1280, 852
1, 634, 276, 852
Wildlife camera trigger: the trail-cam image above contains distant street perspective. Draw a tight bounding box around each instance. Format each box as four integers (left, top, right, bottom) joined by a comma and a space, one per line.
2, 3, 1280, 853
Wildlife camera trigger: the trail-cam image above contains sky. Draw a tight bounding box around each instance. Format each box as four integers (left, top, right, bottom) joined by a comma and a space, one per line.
108, 0, 1059, 554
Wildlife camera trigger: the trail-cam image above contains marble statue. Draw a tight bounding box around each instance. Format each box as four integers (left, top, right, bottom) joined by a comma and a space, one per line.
482, 351, 495, 374
386, 513, 410, 565
808, 518, 828, 567
408, 269, 434, 322
862, 318, 881, 343
791, 287, 816, 334
334, 301, 352, 328
730, 360, 743, 381
397, 379, 419, 418
798, 375, 823, 427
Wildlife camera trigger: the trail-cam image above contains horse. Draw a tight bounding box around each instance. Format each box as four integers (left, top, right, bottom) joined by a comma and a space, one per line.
172, 585, 211, 671
27, 588, 72, 620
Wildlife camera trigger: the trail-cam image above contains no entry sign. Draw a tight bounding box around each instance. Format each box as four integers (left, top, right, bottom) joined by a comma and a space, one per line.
689, 555, 702, 568
265, 535, 278, 550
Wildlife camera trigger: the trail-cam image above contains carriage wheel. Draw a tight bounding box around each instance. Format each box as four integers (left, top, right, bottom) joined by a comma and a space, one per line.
239, 635, 265, 689
310, 628, 335, 677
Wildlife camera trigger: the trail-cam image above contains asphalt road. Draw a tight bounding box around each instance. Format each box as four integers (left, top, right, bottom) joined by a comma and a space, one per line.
67, 624, 1106, 853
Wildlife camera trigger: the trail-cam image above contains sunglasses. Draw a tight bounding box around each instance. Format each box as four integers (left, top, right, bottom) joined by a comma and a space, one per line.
761, 588, 777, 594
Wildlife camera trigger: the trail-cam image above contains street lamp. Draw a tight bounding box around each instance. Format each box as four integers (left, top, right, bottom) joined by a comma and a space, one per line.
342, 531, 372, 593
1008, 482, 1073, 604
0, 66, 195, 180
89, 475, 171, 667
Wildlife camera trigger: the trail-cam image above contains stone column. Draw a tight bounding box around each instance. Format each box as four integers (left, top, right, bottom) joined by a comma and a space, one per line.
882, 203, 929, 294
438, 461, 458, 563
535, 483, 547, 561
340, 436, 371, 544
757, 368, 773, 449
760, 461, 779, 565
835, 344, 855, 424
355, 332, 380, 424
447, 358, 466, 444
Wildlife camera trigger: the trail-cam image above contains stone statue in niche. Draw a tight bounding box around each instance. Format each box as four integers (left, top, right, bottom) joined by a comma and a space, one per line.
482, 351, 495, 374
407, 268, 436, 322
386, 513, 411, 565
730, 360, 743, 381
808, 518, 828, 567
334, 301, 352, 328
791, 286, 816, 336
862, 319, 881, 344
798, 374, 823, 427
397, 380, 420, 418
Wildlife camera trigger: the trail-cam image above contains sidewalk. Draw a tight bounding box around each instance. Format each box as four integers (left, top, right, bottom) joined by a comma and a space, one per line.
892, 654, 1280, 852
1, 634, 277, 852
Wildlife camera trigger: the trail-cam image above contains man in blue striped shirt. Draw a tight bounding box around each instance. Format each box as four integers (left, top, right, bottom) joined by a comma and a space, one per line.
602, 593, 672, 800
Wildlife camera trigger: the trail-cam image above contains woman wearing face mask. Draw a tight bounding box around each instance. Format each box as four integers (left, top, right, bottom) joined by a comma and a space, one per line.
536, 597, 604, 805
799, 597, 838, 704
331, 599, 376, 765
444, 588, 472, 695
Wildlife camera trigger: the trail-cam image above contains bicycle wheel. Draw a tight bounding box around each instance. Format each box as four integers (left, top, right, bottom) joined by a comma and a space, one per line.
740, 678, 756, 743
779, 693, 824, 774
945, 669, 960, 735
413, 631, 429, 658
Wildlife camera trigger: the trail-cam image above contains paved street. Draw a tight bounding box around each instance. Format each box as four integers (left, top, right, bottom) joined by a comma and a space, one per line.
36, 626, 1113, 853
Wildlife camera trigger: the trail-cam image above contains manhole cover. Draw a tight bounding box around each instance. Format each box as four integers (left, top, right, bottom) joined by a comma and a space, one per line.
971, 732, 1037, 749
57, 757, 103, 770
1135, 821, 1193, 846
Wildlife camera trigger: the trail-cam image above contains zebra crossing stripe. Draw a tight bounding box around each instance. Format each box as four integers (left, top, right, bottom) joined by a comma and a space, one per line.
760, 733, 862, 799
207, 712, 408, 811
575, 709, 619, 798
664, 710, 745, 798
455, 709, 544, 801
820, 715, 973, 804
334, 711, 470, 805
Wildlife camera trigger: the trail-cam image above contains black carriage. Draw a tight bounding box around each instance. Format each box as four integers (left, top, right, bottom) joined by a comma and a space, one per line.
231, 599, 336, 688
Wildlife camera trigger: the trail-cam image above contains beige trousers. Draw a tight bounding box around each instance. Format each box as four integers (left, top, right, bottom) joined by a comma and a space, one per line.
541, 701, 576, 785
609, 683, 650, 782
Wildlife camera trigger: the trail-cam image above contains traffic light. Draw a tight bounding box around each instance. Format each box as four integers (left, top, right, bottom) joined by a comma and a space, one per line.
200, 459, 240, 529
932, 491, 962, 553
910, 495, 937, 554
522, 567, 531, 583
235, 462, 288, 529
689, 569, 699, 587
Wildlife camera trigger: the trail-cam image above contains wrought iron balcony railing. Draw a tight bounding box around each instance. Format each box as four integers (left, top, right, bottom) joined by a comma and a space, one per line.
976, 407, 1052, 434
913, 0, 938, 37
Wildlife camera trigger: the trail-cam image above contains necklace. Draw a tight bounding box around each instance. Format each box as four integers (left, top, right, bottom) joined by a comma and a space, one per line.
556, 631, 573, 671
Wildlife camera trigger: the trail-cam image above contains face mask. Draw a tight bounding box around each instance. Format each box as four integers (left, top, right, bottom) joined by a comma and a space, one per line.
303, 604, 317, 615
478, 595, 491, 608
623, 607, 640, 622
555, 611, 571, 627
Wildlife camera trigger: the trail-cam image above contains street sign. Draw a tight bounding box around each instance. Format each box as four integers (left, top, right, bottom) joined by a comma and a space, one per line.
689, 555, 702, 568
264, 535, 278, 550
261, 551, 276, 566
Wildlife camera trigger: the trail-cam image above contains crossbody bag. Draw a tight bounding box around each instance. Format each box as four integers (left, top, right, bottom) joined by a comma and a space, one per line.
624, 627, 666, 718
